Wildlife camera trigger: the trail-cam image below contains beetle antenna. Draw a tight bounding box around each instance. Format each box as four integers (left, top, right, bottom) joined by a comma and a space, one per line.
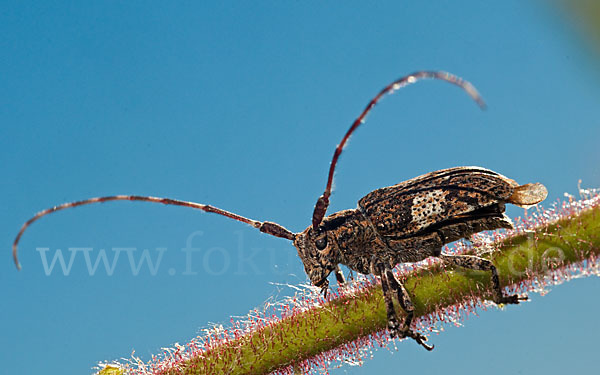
13, 195, 296, 270
312, 70, 486, 229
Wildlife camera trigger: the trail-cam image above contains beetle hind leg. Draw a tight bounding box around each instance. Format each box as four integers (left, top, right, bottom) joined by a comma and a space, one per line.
440, 254, 527, 304
380, 267, 434, 351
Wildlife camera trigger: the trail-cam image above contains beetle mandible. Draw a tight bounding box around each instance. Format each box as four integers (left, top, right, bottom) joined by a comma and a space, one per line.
12, 71, 548, 351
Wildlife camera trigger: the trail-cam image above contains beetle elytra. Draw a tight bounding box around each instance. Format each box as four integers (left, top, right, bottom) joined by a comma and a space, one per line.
13, 71, 547, 350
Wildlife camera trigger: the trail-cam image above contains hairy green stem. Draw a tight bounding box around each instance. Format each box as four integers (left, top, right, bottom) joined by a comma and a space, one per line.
99, 204, 600, 375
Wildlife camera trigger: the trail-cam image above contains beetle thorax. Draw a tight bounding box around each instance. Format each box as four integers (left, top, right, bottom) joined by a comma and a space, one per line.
295, 209, 387, 283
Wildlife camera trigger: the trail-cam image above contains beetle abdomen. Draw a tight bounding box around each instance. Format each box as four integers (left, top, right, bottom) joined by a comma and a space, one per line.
358, 167, 522, 238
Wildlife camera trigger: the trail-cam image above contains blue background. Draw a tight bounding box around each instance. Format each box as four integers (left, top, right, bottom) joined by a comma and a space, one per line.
1, 1, 599, 374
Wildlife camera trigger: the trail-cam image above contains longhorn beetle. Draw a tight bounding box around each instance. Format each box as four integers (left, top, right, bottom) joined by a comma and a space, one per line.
13, 71, 548, 350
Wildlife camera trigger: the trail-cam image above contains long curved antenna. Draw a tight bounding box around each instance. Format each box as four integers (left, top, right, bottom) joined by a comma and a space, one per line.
311, 70, 487, 229
13, 195, 296, 270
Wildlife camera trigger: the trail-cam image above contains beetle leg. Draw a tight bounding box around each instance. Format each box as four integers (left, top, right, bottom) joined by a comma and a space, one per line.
384, 269, 434, 351
348, 269, 354, 281
379, 268, 401, 335
334, 265, 346, 285
379, 267, 433, 350
440, 254, 527, 304
384, 269, 414, 333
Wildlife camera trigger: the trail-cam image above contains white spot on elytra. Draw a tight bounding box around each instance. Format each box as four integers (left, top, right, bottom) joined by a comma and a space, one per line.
411, 190, 447, 231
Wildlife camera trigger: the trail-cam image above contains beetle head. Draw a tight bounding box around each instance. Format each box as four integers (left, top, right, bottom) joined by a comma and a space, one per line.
293, 226, 337, 291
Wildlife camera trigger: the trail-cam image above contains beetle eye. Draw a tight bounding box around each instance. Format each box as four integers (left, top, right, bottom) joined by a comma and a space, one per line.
315, 236, 327, 250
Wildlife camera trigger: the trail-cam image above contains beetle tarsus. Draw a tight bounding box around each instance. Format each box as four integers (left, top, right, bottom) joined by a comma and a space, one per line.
388, 323, 434, 351
495, 294, 528, 305
405, 330, 434, 351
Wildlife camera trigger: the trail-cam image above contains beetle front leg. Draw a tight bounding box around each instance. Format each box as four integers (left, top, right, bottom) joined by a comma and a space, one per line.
440, 254, 527, 304
334, 265, 346, 285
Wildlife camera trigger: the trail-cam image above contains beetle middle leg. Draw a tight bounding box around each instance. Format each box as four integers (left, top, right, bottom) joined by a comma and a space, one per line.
440, 254, 527, 304
380, 266, 434, 350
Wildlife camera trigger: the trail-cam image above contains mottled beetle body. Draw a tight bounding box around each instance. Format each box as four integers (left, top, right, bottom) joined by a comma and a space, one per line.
295, 167, 520, 281
294, 166, 546, 302
13, 71, 548, 351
